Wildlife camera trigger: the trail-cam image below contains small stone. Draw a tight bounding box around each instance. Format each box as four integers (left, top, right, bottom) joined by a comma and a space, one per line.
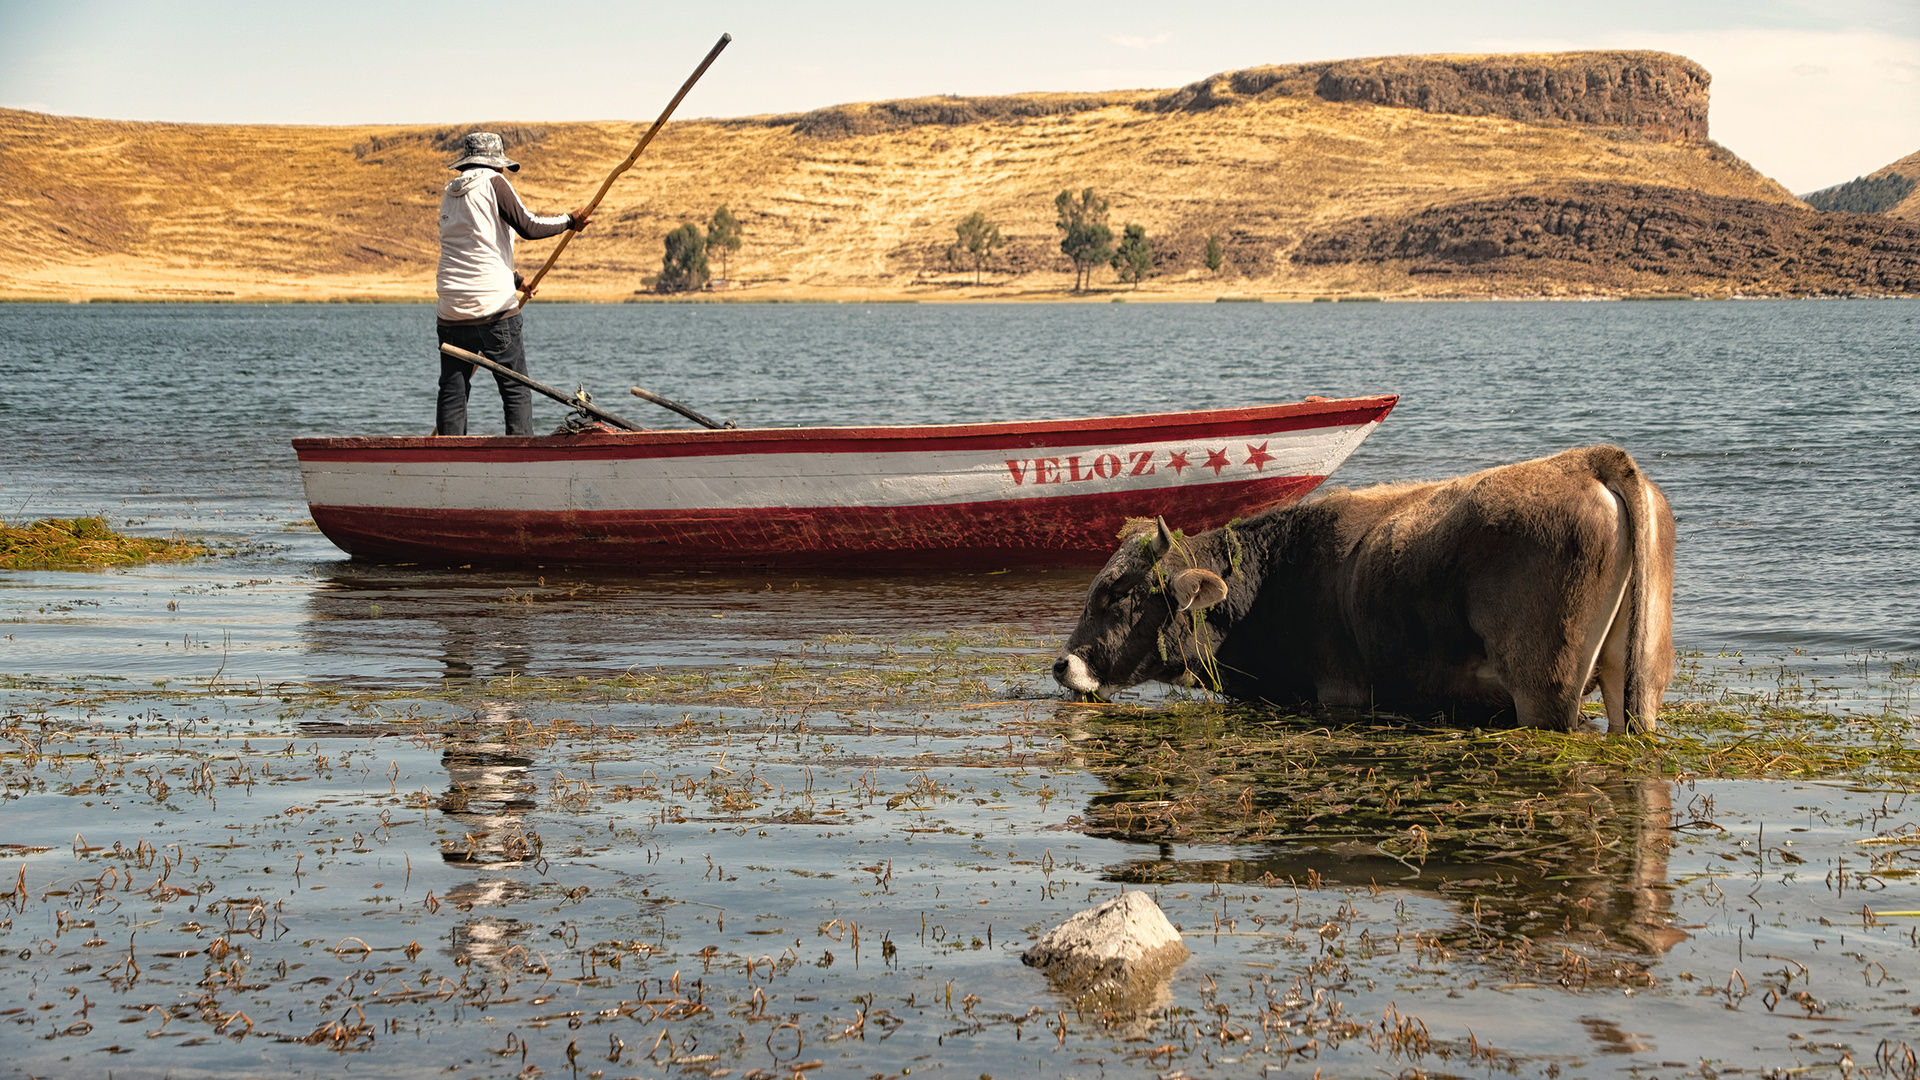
1022, 891, 1189, 1012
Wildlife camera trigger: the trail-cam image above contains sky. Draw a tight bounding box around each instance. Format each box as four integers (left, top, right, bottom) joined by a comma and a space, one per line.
2, 0, 1915, 194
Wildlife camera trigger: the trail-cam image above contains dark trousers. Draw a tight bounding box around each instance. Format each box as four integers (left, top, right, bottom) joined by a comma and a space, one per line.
437, 314, 532, 435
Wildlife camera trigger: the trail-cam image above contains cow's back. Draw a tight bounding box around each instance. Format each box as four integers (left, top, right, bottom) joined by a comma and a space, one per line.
1299, 447, 1654, 721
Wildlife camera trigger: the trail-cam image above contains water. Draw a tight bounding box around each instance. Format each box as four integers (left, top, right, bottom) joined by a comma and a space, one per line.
2, 300, 1915, 688
3, 301, 1919, 1077
1, 666, 1917, 1078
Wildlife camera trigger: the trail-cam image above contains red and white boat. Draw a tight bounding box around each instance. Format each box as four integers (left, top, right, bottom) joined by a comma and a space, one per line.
292, 395, 1396, 568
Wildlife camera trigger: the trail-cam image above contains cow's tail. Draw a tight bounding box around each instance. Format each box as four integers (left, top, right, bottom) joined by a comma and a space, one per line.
1593, 446, 1676, 732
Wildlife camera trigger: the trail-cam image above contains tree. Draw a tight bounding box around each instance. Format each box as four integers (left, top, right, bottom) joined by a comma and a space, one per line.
1204, 234, 1225, 273
1111, 223, 1152, 289
708, 205, 742, 280
1054, 188, 1113, 292
658, 222, 709, 293
946, 211, 1003, 285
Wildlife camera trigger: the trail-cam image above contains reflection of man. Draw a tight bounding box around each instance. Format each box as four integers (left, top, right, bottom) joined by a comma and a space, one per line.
439, 742, 538, 826
431, 616, 529, 682
437, 714, 539, 975
434, 132, 593, 436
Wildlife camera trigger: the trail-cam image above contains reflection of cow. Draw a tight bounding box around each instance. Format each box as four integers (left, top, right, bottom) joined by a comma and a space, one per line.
1054, 446, 1674, 732
1097, 774, 1688, 957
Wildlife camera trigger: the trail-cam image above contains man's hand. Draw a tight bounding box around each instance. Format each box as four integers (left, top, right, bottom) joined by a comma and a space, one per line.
515, 272, 538, 299
569, 206, 594, 231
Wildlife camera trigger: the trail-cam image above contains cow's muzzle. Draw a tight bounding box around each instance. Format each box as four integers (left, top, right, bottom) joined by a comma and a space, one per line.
1052, 654, 1103, 698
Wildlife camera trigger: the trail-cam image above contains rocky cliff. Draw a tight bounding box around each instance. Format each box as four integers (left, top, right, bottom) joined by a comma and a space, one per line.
1295, 182, 1920, 295
749, 51, 1711, 142
1147, 51, 1711, 139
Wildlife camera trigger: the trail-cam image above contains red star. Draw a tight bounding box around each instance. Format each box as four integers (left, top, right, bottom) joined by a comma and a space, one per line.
1203, 448, 1231, 475
1166, 451, 1189, 474
1244, 441, 1274, 471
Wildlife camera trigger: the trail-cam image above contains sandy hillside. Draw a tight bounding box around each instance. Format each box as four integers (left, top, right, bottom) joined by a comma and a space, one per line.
3, 50, 1914, 301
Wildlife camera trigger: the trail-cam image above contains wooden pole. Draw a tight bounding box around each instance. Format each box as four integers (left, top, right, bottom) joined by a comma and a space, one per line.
518, 32, 731, 302
630, 386, 732, 430
438, 343, 646, 432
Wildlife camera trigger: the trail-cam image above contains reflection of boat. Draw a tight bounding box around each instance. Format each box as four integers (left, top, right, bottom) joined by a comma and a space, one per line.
291, 396, 1396, 568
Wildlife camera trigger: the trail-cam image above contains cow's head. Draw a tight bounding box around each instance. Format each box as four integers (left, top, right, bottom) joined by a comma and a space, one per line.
1053, 517, 1230, 699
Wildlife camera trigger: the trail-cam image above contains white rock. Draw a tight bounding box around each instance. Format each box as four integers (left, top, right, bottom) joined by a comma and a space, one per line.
1023, 891, 1189, 1010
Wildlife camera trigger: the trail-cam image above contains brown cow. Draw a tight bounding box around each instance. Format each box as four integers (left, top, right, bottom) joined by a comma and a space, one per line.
1052, 445, 1675, 732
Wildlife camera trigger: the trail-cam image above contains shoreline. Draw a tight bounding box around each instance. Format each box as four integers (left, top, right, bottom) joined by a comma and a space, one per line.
5, 291, 1914, 304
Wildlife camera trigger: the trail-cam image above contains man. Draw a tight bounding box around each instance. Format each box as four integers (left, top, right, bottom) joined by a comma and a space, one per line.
435, 131, 593, 436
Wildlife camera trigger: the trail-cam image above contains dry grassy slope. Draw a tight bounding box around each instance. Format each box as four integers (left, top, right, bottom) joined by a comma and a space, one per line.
1868, 148, 1920, 222
0, 109, 447, 298
0, 60, 1799, 301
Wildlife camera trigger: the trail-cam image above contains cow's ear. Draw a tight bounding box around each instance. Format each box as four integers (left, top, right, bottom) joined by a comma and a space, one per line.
1170, 568, 1228, 613
1151, 516, 1175, 560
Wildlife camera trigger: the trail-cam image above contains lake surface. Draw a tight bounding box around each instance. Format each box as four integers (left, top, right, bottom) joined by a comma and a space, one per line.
2, 300, 1919, 1078
2, 300, 1915, 698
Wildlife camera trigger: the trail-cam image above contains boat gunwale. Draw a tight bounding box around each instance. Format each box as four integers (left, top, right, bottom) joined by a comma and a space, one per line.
292, 395, 1398, 460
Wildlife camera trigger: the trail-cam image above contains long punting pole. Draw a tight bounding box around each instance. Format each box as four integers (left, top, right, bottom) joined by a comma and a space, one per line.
438, 343, 646, 432
518, 32, 732, 303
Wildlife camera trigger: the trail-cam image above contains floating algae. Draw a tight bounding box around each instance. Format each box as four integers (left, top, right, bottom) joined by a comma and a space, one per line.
0, 516, 206, 571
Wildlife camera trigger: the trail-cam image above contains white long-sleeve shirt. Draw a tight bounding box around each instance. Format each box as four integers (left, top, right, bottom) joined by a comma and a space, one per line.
435, 169, 573, 324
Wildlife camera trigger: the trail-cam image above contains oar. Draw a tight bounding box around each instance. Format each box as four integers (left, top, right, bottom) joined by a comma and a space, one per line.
518, 32, 732, 302
438, 342, 645, 432
630, 386, 734, 430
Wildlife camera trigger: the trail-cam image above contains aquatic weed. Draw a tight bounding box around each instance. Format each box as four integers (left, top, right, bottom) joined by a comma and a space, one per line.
0, 516, 207, 570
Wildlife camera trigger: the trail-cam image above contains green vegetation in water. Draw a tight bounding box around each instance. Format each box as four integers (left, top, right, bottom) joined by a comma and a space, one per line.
1070, 697, 1920, 840
0, 516, 207, 570
1062, 645, 1919, 853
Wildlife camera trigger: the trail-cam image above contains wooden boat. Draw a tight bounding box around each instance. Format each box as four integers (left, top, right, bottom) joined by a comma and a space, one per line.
291, 394, 1396, 568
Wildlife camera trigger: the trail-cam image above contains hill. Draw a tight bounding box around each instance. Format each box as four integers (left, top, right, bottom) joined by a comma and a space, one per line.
1802, 146, 1920, 218
1801, 149, 1920, 222
1883, 150, 1920, 221
3, 50, 1916, 301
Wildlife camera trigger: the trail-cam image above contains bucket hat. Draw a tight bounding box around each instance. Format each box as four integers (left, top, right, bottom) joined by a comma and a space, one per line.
446, 131, 520, 172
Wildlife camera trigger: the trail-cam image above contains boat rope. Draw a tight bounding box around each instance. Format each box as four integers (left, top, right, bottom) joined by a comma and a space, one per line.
549, 386, 623, 435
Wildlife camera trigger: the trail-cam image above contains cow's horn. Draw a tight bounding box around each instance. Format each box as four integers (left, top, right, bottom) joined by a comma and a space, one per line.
1151, 516, 1175, 560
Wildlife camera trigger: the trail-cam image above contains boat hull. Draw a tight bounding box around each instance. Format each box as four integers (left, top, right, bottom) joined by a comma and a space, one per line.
293, 395, 1395, 568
